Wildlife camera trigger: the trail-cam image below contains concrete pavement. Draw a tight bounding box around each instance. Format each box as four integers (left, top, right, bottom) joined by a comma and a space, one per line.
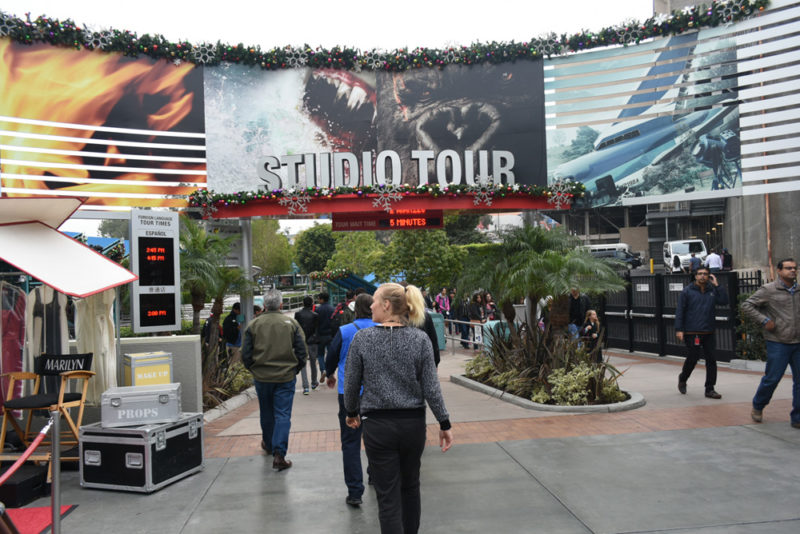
21, 346, 800, 533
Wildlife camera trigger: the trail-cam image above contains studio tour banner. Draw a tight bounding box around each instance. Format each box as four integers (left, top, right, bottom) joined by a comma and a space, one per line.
203, 60, 547, 193
0, 40, 206, 208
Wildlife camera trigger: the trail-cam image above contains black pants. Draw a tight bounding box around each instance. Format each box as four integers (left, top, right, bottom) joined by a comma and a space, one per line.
680, 333, 717, 392
363, 415, 426, 534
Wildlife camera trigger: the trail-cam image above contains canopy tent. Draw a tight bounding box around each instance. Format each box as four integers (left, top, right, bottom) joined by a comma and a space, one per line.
0, 198, 137, 297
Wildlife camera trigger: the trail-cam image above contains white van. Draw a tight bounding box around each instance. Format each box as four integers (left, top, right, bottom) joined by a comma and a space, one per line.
663, 239, 707, 273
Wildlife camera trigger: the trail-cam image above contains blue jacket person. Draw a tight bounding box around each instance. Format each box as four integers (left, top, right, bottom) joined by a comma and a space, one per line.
674, 266, 728, 399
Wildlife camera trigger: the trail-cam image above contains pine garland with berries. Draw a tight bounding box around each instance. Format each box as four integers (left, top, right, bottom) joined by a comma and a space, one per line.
188, 181, 584, 210
0, 1, 769, 72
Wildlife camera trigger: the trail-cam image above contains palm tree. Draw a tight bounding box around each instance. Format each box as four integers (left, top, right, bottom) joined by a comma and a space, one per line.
179, 216, 234, 334
458, 224, 629, 406
457, 224, 626, 329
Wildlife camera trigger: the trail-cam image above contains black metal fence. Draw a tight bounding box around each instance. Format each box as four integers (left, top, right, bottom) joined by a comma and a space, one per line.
603, 270, 762, 362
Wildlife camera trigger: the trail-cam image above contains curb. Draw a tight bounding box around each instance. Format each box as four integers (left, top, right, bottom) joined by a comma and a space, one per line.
450, 374, 646, 413
728, 359, 768, 373
203, 385, 257, 423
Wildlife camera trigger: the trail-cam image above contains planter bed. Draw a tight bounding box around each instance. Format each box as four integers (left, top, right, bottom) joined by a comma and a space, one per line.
450, 374, 646, 413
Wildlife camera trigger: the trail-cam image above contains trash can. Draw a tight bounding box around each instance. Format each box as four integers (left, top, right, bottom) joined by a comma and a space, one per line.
482, 320, 510, 353
429, 312, 446, 350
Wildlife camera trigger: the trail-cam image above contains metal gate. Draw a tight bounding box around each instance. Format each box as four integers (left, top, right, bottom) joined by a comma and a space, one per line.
603, 271, 741, 362
604, 273, 631, 352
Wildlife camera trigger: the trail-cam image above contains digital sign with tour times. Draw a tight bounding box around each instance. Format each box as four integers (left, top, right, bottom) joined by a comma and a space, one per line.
137, 236, 175, 286
332, 210, 443, 231
138, 293, 176, 328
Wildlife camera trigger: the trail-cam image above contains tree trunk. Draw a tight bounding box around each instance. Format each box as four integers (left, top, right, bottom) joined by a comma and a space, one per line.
500, 300, 520, 343
203, 296, 226, 377
191, 291, 206, 334
549, 295, 570, 331
501, 301, 516, 323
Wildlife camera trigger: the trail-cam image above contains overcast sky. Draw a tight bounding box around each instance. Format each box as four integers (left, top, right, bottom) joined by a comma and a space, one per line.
5, 0, 654, 235
3, 1, 654, 50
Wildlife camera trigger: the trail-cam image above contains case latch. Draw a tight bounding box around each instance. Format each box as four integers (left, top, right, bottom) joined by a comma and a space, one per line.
155, 430, 167, 451
189, 419, 199, 439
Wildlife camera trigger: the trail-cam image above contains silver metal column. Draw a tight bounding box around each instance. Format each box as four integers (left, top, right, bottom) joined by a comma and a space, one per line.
50, 410, 61, 534
240, 219, 254, 324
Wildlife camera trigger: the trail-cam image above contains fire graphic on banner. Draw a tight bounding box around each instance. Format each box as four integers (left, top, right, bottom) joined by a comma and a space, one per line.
0, 41, 206, 207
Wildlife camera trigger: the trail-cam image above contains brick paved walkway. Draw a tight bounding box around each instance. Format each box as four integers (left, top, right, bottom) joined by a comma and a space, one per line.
204, 350, 793, 459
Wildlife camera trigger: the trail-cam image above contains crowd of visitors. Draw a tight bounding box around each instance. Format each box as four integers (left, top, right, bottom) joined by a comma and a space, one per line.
225, 248, 799, 534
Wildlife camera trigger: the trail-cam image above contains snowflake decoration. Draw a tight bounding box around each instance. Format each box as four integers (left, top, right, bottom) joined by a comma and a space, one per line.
616, 23, 642, 45
653, 13, 670, 26
0, 13, 17, 37
194, 43, 217, 64
445, 48, 463, 63
716, 0, 744, 22
83, 29, 112, 50
278, 188, 311, 215
244, 127, 271, 156
472, 185, 494, 207
363, 50, 383, 70
200, 202, 218, 219
173, 58, 182, 67
285, 47, 308, 68
547, 181, 573, 210
535, 34, 560, 57
372, 183, 404, 212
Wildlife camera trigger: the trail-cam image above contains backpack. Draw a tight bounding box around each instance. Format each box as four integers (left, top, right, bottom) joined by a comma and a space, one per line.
331, 303, 355, 337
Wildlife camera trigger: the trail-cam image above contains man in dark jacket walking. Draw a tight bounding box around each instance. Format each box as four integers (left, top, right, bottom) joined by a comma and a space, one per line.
242, 289, 308, 470
675, 266, 729, 398
294, 296, 319, 394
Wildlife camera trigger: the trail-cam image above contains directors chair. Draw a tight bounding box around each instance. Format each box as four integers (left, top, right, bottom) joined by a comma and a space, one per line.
0, 353, 94, 462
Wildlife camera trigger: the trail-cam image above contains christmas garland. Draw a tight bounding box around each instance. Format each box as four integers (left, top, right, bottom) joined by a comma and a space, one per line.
0, 1, 769, 71
308, 268, 350, 281
188, 181, 584, 212
104, 242, 127, 263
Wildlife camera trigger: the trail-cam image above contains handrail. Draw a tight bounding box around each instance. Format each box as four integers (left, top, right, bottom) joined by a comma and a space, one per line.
0, 418, 53, 487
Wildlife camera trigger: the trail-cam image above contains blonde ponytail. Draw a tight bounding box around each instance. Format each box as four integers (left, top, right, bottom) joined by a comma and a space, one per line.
379, 282, 426, 327
404, 284, 426, 328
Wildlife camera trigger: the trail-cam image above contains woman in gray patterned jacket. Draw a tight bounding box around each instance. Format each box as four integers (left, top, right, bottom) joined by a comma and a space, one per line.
344, 282, 454, 534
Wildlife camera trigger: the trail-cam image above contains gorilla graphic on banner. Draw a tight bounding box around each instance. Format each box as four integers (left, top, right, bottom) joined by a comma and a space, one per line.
375, 61, 546, 187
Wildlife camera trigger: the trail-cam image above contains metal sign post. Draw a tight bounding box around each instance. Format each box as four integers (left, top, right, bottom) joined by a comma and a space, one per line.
50, 410, 61, 534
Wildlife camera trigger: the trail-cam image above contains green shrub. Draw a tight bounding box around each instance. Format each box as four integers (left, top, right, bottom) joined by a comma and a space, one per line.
203, 361, 253, 411
736, 292, 766, 361
465, 354, 494, 382
467, 321, 627, 406
548, 364, 592, 405
119, 321, 195, 338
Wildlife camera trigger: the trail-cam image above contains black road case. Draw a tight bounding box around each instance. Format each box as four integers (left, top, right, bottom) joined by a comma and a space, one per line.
79, 412, 203, 493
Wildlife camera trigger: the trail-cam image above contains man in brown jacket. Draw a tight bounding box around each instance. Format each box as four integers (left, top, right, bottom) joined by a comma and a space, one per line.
243, 288, 308, 470
741, 258, 800, 428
